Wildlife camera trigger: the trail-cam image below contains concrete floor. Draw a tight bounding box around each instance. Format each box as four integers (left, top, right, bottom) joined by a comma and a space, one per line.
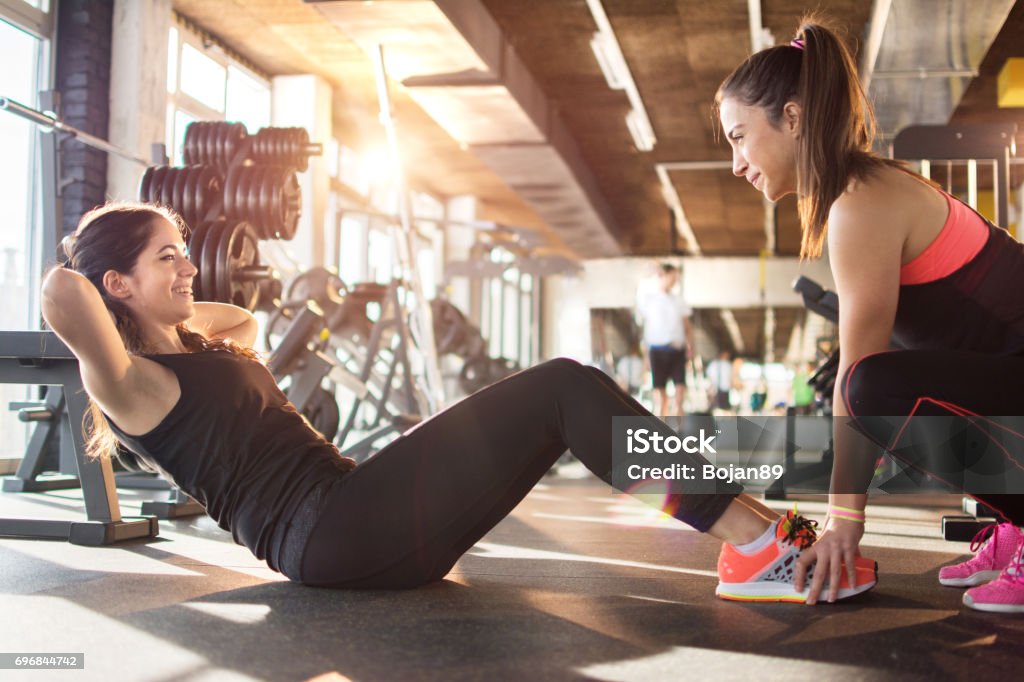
1, 469, 1023, 682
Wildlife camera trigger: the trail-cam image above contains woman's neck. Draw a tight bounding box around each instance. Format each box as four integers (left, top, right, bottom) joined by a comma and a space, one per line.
140, 324, 188, 355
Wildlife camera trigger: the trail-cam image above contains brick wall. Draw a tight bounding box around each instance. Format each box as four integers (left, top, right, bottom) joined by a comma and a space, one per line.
55, 0, 114, 236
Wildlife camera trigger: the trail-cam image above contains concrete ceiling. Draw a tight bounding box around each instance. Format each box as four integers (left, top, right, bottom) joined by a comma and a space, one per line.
169, 0, 1024, 359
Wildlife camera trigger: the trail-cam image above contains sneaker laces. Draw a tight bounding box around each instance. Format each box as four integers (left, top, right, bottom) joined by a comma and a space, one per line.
968, 523, 999, 554
996, 539, 1024, 586
783, 510, 819, 551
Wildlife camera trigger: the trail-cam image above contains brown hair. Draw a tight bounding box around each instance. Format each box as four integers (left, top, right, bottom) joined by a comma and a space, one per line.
62, 202, 259, 461
715, 15, 905, 258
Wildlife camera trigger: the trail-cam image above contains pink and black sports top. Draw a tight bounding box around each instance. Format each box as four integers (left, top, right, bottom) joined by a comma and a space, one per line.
900, 192, 988, 285
893, 192, 1024, 355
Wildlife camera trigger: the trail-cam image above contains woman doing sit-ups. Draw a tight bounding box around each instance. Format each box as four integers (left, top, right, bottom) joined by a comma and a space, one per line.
42, 201, 875, 600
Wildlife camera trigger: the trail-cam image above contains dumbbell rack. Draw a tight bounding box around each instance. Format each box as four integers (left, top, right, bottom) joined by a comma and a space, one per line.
138, 120, 322, 311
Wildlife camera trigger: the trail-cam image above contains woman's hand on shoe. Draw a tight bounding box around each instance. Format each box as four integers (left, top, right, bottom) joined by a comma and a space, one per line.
794, 517, 865, 605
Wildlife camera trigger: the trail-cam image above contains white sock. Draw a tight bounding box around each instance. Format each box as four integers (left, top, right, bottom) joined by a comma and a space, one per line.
732, 517, 780, 555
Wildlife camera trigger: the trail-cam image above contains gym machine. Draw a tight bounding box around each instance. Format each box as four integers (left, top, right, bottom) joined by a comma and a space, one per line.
263, 270, 428, 461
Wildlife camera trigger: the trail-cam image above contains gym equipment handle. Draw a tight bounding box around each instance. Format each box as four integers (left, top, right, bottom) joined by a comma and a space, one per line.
234, 265, 273, 282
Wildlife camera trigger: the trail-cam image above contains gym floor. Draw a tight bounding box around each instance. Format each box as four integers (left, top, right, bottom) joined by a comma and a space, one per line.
1, 470, 1022, 681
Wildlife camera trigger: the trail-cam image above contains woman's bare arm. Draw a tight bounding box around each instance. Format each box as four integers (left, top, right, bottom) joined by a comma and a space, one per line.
41, 268, 136, 410
795, 178, 907, 603
186, 302, 258, 347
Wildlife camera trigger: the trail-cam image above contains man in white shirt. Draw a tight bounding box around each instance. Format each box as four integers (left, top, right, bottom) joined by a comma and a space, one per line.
636, 264, 695, 416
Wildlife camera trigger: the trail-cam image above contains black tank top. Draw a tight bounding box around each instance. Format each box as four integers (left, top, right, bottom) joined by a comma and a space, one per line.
894, 220, 1024, 355
106, 350, 356, 571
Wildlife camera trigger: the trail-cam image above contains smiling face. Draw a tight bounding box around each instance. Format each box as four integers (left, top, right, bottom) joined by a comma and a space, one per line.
719, 97, 801, 202
106, 218, 197, 328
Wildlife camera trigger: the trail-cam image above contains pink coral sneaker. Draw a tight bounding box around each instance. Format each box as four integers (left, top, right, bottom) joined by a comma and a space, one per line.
962, 536, 1024, 613
716, 510, 877, 603
939, 523, 1023, 587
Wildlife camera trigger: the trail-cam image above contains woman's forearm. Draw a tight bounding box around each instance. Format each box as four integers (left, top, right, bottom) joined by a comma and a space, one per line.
829, 371, 879, 501
188, 302, 257, 345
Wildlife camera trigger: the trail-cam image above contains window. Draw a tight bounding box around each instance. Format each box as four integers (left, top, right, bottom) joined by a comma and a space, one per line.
180, 43, 226, 112
165, 20, 271, 165
225, 65, 271, 134
0, 7, 49, 464
0, 23, 41, 334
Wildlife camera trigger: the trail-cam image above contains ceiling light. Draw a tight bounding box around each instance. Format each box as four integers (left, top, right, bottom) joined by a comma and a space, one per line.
585, 0, 656, 152
590, 32, 627, 90
626, 108, 656, 152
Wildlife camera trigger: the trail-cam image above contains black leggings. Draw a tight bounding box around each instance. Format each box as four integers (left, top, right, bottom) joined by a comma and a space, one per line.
294, 358, 741, 588
843, 349, 1024, 525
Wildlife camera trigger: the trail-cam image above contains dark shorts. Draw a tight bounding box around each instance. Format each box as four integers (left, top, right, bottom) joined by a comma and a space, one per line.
649, 346, 687, 389
712, 389, 732, 410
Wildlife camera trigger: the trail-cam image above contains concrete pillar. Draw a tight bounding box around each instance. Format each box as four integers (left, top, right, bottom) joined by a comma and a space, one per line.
272, 75, 332, 270
106, 0, 170, 202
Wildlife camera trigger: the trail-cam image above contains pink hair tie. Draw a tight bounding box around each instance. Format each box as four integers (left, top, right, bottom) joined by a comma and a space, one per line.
791, 39, 805, 50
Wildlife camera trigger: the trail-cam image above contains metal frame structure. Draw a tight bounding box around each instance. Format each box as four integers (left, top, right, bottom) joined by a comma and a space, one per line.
0, 332, 158, 545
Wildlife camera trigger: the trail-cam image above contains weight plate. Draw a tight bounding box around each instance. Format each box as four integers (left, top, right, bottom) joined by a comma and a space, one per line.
250, 166, 272, 239
258, 165, 281, 239
187, 221, 210, 300
216, 221, 261, 310
196, 165, 220, 223
225, 122, 247, 167
139, 166, 157, 202
278, 129, 289, 169
183, 123, 198, 165
180, 167, 199, 227
147, 166, 169, 204
251, 128, 267, 162
280, 169, 301, 240
201, 218, 227, 303
200, 120, 215, 165
210, 123, 223, 169
162, 167, 179, 208
234, 165, 256, 226
186, 122, 203, 165
295, 128, 310, 172
172, 166, 190, 218
213, 220, 238, 305
223, 164, 241, 219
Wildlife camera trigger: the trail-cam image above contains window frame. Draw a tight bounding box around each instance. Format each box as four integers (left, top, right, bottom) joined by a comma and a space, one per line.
165, 16, 271, 163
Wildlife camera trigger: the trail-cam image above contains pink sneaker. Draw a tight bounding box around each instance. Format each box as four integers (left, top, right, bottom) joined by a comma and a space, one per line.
962, 537, 1024, 613
938, 523, 1023, 587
